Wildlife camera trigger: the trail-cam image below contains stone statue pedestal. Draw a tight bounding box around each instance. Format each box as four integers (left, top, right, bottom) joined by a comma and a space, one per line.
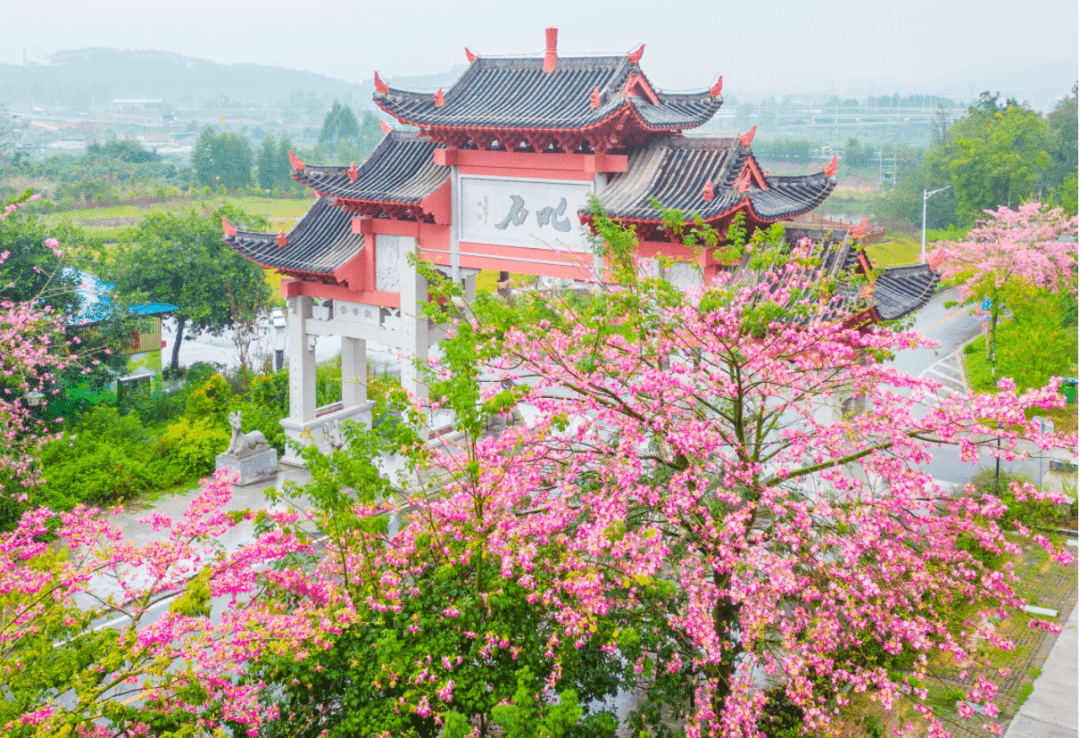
215, 446, 278, 486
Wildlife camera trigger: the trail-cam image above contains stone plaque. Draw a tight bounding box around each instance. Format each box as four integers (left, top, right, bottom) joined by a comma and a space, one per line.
459, 176, 594, 253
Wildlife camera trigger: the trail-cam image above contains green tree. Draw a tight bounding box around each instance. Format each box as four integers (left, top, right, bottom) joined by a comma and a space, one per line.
275, 133, 296, 190
191, 127, 255, 191
948, 93, 1050, 217
1046, 85, 1078, 213
107, 206, 271, 371
0, 213, 80, 313
255, 133, 277, 192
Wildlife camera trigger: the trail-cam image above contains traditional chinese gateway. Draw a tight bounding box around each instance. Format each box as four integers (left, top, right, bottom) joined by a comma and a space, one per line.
223, 29, 939, 464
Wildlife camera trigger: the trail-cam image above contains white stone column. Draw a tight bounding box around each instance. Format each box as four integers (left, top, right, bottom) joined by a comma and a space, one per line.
341, 336, 367, 406
287, 294, 316, 422
398, 236, 428, 405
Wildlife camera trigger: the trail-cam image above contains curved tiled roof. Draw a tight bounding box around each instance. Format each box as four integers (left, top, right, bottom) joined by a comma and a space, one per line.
375, 56, 720, 133
592, 137, 836, 224
224, 197, 363, 276
873, 264, 940, 320
748, 173, 836, 221
293, 131, 447, 204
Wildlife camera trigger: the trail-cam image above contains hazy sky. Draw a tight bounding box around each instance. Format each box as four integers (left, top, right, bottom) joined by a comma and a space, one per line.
7, 0, 1078, 96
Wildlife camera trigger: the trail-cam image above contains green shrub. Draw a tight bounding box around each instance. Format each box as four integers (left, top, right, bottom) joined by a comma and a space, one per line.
185, 373, 233, 424
38, 407, 156, 507
249, 369, 289, 416
968, 467, 1058, 528
152, 417, 229, 484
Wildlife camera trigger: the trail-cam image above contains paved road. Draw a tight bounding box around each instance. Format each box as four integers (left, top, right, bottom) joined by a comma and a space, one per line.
888, 287, 1076, 488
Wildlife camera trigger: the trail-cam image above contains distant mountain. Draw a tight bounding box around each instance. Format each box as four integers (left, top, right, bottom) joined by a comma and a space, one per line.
0, 48, 466, 111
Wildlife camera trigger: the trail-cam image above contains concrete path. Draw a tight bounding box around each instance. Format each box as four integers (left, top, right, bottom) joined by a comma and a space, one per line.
1003, 604, 1079, 738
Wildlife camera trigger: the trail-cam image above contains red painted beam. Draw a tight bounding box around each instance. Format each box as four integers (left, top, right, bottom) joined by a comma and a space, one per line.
433, 148, 627, 173
281, 278, 401, 308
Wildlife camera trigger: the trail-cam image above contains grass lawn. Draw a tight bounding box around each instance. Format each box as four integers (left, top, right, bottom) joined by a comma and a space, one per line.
963, 334, 1078, 435
41, 196, 313, 231
866, 232, 923, 267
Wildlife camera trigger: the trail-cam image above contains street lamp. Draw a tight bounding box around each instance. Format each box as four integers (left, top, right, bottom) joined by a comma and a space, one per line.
921, 186, 950, 262
265, 188, 271, 220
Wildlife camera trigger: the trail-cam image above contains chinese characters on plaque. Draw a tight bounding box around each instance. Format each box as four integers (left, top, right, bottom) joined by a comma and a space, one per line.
459, 177, 592, 252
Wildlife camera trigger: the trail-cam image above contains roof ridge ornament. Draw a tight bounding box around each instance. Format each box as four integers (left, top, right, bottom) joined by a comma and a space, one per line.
738, 125, 757, 146
221, 216, 236, 238
702, 178, 714, 202
348, 162, 359, 182
709, 76, 723, 98
543, 27, 558, 73
379, 119, 392, 134
590, 86, 602, 109
823, 154, 838, 178
850, 217, 869, 239
738, 168, 751, 194
465, 47, 478, 63
276, 230, 287, 249
288, 150, 305, 172
374, 71, 388, 95
628, 44, 645, 65
434, 87, 446, 108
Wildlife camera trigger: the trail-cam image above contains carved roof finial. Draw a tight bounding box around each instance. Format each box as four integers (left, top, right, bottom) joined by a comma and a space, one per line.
434, 87, 446, 108
628, 44, 645, 65
823, 154, 838, 178
543, 27, 558, 73
590, 86, 602, 109
221, 216, 236, 238
709, 75, 723, 98
702, 178, 714, 202
738, 125, 757, 147
288, 150, 305, 172
738, 169, 751, 194
379, 119, 392, 134
276, 230, 288, 249
374, 71, 388, 95
465, 47, 478, 63
850, 218, 869, 239
348, 162, 359, 182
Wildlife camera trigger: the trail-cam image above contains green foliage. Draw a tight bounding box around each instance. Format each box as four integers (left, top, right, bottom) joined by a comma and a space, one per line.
315, 104, 384, 165
0, 213, 80, 311
38, 407, 156, 508
191, 126, 254, 190
185, 373, 232, 425
948, 94, 1050, 218
1045, 89, 1078, 207
107, 206, 272, 370
152, 417, 229, 483
968, 467, 1059, 529
997, 291, 1078, 391
491, 669, 583, 738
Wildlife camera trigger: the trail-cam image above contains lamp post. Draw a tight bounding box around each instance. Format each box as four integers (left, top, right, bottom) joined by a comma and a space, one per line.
265, 188, 271, 220
921, 185, 950, 261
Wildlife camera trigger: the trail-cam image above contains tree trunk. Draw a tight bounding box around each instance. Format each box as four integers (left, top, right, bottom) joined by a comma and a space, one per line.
171, 320, 185, 371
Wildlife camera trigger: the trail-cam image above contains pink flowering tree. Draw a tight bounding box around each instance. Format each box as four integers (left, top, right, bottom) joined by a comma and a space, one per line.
0, 191, 76, 522
929, 202, 1077, 360
0, 471, 322, 737
361, 204, 1073, 738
